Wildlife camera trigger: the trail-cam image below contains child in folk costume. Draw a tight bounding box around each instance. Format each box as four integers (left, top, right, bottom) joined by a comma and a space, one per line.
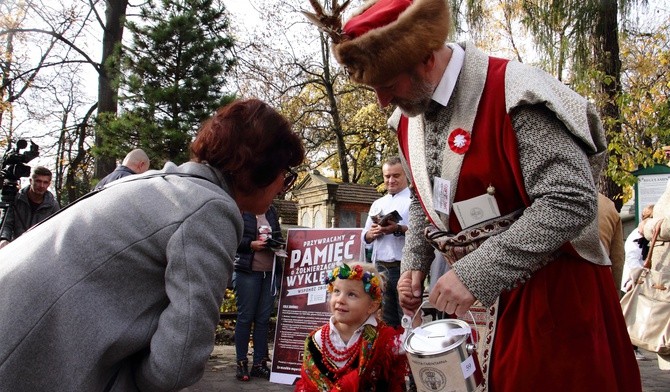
295, 262, 415, 392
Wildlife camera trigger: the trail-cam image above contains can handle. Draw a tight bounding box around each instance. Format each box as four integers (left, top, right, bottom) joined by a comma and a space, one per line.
402, 300, 479, 346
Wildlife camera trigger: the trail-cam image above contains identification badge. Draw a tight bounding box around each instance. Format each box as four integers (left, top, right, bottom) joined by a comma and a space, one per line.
432, 177, 451, 214
453, 194, 501, 229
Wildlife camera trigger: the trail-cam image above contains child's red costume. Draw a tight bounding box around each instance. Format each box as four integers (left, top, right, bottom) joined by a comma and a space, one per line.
295, 321, 408, 392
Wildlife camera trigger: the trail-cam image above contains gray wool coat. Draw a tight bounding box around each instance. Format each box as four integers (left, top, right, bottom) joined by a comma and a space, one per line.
0, 162, 242, 391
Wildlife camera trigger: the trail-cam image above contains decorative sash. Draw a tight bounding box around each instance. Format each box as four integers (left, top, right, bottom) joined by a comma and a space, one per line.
425, 209, 524, 265
464, 300, 498, 392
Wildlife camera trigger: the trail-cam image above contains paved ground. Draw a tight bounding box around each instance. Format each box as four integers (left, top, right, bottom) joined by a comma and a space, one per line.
185, 345, 670, 391
184, 345, 292, 392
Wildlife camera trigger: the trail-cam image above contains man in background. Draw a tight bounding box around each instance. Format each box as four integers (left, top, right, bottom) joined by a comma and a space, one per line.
362, 156, 410, 328
0, 166, 60, 249
95, 148, 150, 190
598, 192, 625, 294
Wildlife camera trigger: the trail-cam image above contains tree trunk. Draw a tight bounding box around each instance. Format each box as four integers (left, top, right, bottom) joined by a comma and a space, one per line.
0, 31, 15, 135
320, 34, 350, 182
95, 0, 128, 179
595, 0, 624, 211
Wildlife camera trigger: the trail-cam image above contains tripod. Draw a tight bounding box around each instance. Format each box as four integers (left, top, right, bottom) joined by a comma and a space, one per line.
0, 179, 20, 242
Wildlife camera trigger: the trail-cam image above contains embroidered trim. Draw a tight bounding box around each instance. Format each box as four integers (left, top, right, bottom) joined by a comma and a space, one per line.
456, 300, 499, 392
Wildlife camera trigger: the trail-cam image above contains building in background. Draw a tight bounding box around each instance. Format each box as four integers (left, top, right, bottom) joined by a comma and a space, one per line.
279, 170, 379, 230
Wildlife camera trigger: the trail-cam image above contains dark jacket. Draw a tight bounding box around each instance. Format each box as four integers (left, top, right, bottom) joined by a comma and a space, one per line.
0, 186, 60, 241
94, 165, 137, 190
235, 205, 283, 273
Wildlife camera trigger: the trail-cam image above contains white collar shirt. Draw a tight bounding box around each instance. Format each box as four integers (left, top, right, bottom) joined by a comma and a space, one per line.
363, 187, 411, 263
432, 43, 465, 108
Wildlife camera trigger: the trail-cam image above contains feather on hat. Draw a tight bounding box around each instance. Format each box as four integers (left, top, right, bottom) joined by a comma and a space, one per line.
303, 0, 452, 85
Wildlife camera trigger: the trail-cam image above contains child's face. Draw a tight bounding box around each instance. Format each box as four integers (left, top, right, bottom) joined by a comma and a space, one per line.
329, 278, 380, 328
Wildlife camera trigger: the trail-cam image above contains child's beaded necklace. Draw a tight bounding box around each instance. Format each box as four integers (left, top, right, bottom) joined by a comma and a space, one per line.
321, 323, 362, 375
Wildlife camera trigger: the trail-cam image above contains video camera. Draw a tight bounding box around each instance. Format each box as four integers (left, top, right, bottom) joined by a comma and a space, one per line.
1, 139, 39, 181
0, 139, 40, 203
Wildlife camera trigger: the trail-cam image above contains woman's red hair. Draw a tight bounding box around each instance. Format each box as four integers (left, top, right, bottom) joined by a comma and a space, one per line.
190, 99, 304, 194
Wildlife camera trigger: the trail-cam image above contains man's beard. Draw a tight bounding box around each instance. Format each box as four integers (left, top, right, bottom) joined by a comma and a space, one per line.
392, 74, 435, 117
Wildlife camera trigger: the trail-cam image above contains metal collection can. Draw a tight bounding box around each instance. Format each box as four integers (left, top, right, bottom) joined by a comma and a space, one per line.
403, 318, 483, 392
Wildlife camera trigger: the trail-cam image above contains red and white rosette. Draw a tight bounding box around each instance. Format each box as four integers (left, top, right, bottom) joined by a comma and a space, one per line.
448, 128, 471, 154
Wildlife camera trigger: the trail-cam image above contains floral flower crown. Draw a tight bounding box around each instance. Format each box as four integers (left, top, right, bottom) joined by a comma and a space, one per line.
323, 263, 383, 301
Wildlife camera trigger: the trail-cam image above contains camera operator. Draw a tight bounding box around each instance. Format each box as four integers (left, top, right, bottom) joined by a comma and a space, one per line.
0, 166, 60, 249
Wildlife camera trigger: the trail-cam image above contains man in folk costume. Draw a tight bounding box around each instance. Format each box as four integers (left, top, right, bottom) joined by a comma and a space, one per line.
303, 0, 642, 390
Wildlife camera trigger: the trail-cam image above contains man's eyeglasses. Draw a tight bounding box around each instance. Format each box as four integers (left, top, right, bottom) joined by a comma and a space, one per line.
283, 169, 298, 191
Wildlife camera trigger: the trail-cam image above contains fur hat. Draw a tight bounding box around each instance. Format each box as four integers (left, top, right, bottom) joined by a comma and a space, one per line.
303, 0, 452, 85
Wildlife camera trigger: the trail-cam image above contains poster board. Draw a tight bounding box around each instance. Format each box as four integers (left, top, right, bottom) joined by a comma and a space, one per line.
633, 165, 670, 223
269, 228, 365, 385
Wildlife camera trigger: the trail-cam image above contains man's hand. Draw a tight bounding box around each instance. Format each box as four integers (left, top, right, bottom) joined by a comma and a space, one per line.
398, 270, 425, 317
366, 222, 396, 242
366, 220, 405, 243
429, 270, 476, 318
378, 221, 400, 235
366, 223, 382, 242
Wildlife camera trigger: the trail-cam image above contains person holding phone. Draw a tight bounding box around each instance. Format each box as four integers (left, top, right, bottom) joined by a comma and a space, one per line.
233, 204, 287, 381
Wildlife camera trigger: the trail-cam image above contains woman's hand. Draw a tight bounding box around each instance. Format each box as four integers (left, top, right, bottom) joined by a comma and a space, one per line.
250, 240, 267, 251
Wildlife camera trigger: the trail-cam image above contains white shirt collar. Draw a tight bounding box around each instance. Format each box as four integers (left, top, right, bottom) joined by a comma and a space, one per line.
325, 314, 378, 348
389, 186, 411, 198
432, 43, 465, 107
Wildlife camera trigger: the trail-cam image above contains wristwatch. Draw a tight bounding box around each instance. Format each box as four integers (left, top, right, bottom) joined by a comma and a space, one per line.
393, 225, 405, 237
